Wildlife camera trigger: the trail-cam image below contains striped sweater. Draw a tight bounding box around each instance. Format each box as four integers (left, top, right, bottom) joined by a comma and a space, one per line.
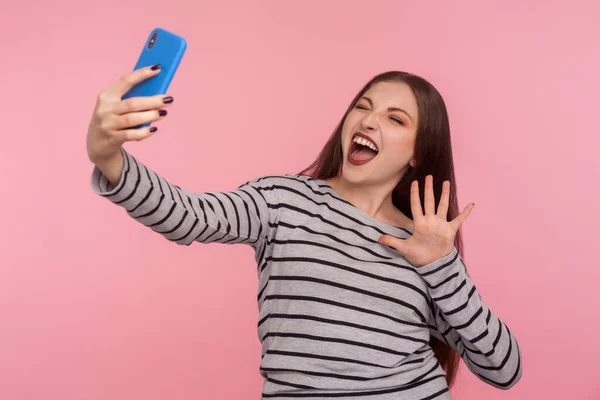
91, 148, 522, 399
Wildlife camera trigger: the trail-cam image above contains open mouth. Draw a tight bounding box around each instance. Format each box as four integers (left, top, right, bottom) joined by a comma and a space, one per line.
348, 133, 379, 166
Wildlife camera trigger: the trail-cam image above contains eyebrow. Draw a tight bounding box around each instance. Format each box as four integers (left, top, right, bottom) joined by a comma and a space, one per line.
361, 96, 414, 122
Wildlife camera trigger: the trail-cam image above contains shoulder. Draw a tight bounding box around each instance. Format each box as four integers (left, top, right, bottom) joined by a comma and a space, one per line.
237, 174, 330, 203
238, 174, 323, 191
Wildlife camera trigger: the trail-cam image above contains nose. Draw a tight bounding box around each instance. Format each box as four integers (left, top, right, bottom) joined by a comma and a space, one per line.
360, 110, 379, 131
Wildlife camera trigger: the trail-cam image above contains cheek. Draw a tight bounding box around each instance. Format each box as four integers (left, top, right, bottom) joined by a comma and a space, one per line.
341, 115, 359, 148
343, 111, 363, 130
382, 135, 415, 162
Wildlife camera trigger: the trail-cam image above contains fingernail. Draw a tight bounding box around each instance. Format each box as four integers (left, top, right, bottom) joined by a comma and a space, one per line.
163, 96, 173, 104
151, 64, 161, 70
158, 109, 167, 117
150, 127, 158, 133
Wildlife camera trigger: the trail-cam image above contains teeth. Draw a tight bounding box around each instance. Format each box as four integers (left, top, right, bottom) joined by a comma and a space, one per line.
353, 136, 378, 152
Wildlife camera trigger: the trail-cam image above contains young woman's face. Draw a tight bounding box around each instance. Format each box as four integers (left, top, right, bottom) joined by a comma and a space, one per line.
341, 80, 419, 185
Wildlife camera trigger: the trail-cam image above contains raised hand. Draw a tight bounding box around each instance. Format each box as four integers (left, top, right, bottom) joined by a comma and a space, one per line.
86, 64, 172, 166
378, 175, 474, 267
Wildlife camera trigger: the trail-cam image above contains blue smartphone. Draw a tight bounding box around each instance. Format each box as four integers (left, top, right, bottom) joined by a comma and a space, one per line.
122, 27, 187, 128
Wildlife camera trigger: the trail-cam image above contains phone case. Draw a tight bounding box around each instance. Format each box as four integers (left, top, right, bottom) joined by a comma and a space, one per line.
122, 27, 187, 128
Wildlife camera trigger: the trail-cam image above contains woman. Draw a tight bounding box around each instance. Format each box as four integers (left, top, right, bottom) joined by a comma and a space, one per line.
87, 66, 522, 399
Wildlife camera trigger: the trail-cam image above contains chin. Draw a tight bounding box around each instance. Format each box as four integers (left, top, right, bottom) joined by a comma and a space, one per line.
341, 160, 406, 188
340, 162, 379, 185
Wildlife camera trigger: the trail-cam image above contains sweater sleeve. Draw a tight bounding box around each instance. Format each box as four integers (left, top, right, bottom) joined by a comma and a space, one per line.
90, 147, 280, 248
417, 247, 523, 390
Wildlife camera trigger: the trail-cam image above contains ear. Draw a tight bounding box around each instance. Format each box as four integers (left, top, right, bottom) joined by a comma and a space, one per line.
409, 158, 416, 168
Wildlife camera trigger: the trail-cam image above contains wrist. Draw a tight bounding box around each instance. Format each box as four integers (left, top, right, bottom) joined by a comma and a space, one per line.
95, 150, 124, 187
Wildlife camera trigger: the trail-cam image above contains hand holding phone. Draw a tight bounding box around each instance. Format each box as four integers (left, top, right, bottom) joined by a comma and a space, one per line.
87, 66, 171, 177
86, 28, 187, 183
122, 27, 187, 128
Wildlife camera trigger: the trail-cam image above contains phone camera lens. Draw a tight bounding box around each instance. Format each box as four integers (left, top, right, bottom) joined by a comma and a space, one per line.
148, 32, 158, 49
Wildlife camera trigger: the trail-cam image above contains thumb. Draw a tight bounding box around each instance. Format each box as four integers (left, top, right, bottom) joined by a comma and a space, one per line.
378, 235, 406, 254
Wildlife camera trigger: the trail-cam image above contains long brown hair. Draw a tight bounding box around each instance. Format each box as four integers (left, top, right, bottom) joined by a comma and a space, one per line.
297, 71, 463, 387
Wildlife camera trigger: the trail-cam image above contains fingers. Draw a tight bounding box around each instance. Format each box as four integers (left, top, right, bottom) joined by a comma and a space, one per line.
424, 175, 435, 215
106, 64, 162, 98
113, 108, 168, 131
410, 180, 423, 219
437, 180, 451, 218
450, 203, 475, 231
113, 94, 173, 115
118, 125, 159, 142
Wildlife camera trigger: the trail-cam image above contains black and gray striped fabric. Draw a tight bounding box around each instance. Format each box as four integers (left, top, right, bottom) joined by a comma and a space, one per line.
91, 148, 522, 399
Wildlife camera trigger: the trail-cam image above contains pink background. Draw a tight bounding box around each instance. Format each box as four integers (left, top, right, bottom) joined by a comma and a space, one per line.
1, 0, 599, 399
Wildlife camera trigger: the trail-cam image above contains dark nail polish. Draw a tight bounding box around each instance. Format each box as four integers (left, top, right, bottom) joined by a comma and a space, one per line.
150, 127, 158, 132
158, 109, 167, 117
163, 96, 173, 104
151, 64, 161, 70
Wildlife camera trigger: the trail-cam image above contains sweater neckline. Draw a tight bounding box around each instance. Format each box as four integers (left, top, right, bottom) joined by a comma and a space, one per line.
314, 178, 413, 237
